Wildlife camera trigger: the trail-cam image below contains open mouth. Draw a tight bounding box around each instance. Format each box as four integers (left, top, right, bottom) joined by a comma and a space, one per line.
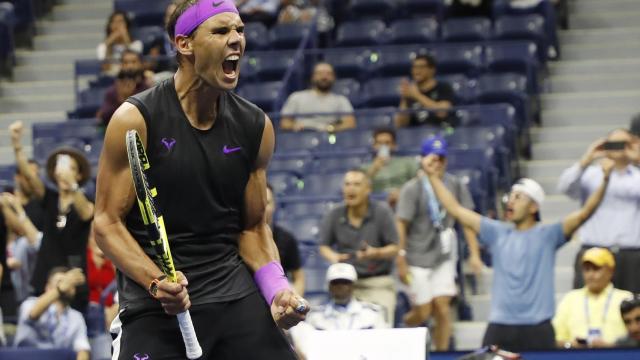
222, 55, 240, 77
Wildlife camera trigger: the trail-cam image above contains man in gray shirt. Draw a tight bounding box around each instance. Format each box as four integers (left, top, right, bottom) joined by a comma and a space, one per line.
396, 136, 482, 350
319, 169, 399, 325
280, 62, 356, 132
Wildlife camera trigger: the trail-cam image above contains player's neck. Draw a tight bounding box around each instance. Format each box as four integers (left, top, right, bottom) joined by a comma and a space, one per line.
514, 216, 536, 231
174, 69, 222, 130
347, 201, 368, 220
614, 159, 630, 171
417, 78, 436, 90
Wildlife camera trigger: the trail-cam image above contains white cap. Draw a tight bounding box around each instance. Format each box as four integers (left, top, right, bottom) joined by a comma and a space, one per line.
511, 178, 545, 206
326, 263, 358, 283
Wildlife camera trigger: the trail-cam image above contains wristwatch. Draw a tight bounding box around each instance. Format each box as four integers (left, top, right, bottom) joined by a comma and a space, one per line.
148, 274, 167, 298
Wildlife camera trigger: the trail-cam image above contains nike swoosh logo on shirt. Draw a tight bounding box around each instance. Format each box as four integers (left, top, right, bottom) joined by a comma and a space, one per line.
223, 145, 242, 154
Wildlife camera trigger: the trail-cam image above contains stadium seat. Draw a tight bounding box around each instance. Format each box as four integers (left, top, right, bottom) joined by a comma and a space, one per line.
238, 55, 257, 82
130, 25, 165, 54
269, 23, 311, 49
237, 80, 283, 112
447, 148, 498, 195
278, 197, 342, 220
371, 46, 424, 77
75, 87, 108, 118
323, 48, 372, 80
396, 126, 440, 152
335, 20, 386, 47
442, 17, 491, 42
431, 44, 483, 77
0, 349, 76, 360
300, 242, 329, 294
323, 129, 373, 153
494, 15, 547, 63
268, 171, 301, 196
360, 76, 404, 108
32, 122, 99, 142
449, 168, 488, 213
279, 216, 322, 243
356, 109, 395, 129
475, 73, 530, 131
453, 104, 518, 149
268, 154, 311, 176
485, 41, 540, 93
0, 3, 16, 73
252, 52, 296, 81
114, 0, 173, 27
275, 131, 326, 154
387, 18, 438, 44
309, 152, 370, 173
436, 74, 472, 104
299, 172, 345, 197
244, 22, 269, 50
402, 0, 445, 20
347, 0, 396, 19
332, 78, 362, 107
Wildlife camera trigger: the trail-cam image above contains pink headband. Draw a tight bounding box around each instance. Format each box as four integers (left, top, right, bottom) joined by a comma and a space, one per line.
175, 0, 239, 38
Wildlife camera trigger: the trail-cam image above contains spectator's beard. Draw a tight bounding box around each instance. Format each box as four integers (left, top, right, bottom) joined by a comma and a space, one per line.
313, 79, 333, 93
58, 292, 74, 306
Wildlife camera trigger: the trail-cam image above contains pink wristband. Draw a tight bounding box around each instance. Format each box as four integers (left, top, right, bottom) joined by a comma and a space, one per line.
254, 261, 290, 305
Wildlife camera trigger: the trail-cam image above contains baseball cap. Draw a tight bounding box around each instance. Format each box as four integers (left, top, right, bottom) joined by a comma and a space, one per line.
582, 247, 616, 268
421, 135, 448, 157
326, 263, 357, 283
511, 178, 545, 206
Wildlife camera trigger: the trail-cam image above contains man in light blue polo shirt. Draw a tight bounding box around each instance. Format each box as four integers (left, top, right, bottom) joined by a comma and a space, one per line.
422, 154, 615, 352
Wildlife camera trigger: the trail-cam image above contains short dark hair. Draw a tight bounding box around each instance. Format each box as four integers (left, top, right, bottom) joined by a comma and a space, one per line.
621, 294, 640, 316
373, 127, 396, 143
105, 10, 132, 38
630, 113, 640, 137
48, 266, 70, 282
166, 0, 199, 66
413, 54, 436, 68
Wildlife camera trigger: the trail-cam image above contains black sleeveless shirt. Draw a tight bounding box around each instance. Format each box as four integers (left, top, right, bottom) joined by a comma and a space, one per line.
119, 78, 264, 310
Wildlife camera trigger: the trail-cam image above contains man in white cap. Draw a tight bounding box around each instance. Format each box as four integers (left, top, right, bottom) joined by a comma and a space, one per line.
300, 263, 387, 331
421, 154, 615, 352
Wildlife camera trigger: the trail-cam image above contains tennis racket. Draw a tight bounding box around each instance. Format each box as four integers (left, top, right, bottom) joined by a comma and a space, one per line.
126, 129, 203, 360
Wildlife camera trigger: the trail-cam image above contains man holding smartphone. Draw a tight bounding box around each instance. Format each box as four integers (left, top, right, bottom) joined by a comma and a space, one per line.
557, 129, 640, 294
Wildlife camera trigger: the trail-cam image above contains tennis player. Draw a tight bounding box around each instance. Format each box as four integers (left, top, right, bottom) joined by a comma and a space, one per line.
94, 0, 308, 358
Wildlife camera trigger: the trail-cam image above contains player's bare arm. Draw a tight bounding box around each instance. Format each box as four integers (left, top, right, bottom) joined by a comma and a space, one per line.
94, 103, 189, 315
238, 115, 309, 329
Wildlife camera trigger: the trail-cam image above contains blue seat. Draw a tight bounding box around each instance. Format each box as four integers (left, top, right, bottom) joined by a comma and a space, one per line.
347, 0, 396, 19
454, 104, 518, 142
275, 131, 325, 154
268, 171, 301, 196
372, 47, 423, 77
324, 130, 372, 153
299, 172, 345, 197
269, 154, 311, 176
431, 44, 483, 77
33, 122, 99, 142
33, 137, 86, 164
356, 108, 395, 129
238, 55, 257, 82
361, 76, 404, 108
244, 22, 269, 50
279, 216, 322, 243
388, 18, 438, 44
396, 126, 440, 152
447, 148, 498, 195
86, 138, 104, 165
114, 0, 173, 26
402, 0, 445, 20
335, 20, 386, 47
0, 3, 16, 70
310, 152, 370, 173
130, 25, 165, 54
494, 15, 547, 63
475, 73, 530, 132
237, 81, 283, 112
252, 52, 296, 81
300, 242, 329, 294
270, 23, 310, 49
76, 87, 108, 118
442, 17, 491, 42
485, 41, 540, 93
323, 48, 371, 80
278, 197, 342, 220
0, 349, 76, 360
332, 78, 361, 107
449, 168, 487, 213
436, 74, 472, 104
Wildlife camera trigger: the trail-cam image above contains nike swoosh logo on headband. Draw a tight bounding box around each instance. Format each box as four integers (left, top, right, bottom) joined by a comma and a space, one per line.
212, 0, 224, 6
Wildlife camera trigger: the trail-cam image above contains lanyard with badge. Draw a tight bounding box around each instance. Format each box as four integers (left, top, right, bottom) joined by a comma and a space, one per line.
584, 288, 614, 343
421, 177, 453, 255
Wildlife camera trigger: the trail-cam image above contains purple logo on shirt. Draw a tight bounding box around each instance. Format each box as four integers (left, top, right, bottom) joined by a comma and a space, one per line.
133, 354, 150, 360
161, 138, 176, 151
223, 145, 242, 154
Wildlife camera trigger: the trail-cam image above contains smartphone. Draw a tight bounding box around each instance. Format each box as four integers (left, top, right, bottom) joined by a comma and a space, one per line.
56, 154, 72, 172
576, 338, 588, 346
377, 145, 390, 158
602, 141, 627, 151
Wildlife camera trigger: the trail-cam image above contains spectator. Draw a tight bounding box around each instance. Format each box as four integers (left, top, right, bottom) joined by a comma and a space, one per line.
557, 129, 640, 293
278, 0, 334, 33
280, 62, 356, 132
235, 0, 280, 26
10, 121, 94, 313
12, 159, 44, 230
395, 54, 455, 128
422, 153, 614, 352
396, 136, 483, 351
147, 2, 178, 78
97, 10, 143, 76
319, 169, 399, 325
553, 248, 631, 349
14, 266, 90, 360
86, 223, 116, 332
97, 50, 151, 128
265, 183, 305, 295
617, 294, 640, 347
361, 127, 418, 208
629, 114, 640, 165
2, 192, 42, 303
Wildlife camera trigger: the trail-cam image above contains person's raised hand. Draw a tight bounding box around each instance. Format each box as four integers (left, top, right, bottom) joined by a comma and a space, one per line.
154, 271, 191, 315
580, 138, 606, 168
600, 157, 615, 178
9, 121, 24, 148
421, 154, 440, 177
271, 288, 309, 330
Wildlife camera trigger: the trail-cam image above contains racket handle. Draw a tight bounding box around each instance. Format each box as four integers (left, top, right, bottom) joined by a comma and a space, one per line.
177, 310, 203, 359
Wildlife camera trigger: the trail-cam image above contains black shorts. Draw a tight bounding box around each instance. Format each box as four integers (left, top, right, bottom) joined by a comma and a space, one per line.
111, 292, 297, 360
482, 319, 555, 352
